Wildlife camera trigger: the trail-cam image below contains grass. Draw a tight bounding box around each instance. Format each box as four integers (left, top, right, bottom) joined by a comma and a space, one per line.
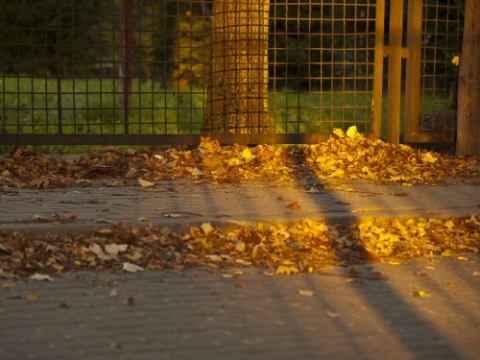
1, 77, 378, 135
1, 77, 206, 135
1, 77, 452, 145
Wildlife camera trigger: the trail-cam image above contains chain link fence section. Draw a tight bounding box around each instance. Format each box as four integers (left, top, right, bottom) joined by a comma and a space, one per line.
269, 1, 380, 137
0, 0, 212, 142
0, 0, 383, 145
418, 0, 463, 134
9, 0, 472, 147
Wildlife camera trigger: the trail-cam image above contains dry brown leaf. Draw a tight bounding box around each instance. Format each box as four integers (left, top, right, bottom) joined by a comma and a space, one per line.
287, 201, 301, 209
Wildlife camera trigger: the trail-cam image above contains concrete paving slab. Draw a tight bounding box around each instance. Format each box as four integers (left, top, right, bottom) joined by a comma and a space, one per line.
1, 179, 480, 359
1, 256, 479, 360
1, 179, 479, 234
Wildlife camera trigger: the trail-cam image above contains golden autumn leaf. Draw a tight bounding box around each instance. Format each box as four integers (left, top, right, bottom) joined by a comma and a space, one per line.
137, 178, 155, 188
298, 289, 314, 296
413, 290, 430, 298
346, 125, 357, 139
276, 265, 300, 275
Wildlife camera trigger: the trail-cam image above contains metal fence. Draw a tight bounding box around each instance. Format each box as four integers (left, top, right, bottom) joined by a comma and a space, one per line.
0, 0, 463, 147
404, 0, 463, 143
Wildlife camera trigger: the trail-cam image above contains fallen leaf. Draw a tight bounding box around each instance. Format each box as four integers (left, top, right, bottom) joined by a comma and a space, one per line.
413, 290, 430, 298
235, 241, 246, 253
346, 125, 357, 139
104, 244, 128, 257
1, 282, 17, 289
122, 262, 144, 273
235, 259, 253, 266
96, 228, 113, 236
191, 167, 204, 176
241, 148, 256, 163
137, 178, 155, 188
205, 254, 223, 262
201, 222, 215, 235
421, 152, 437, 164
298, 290, 314, 296
333, 128, 344, 138
287, 201, 301, 209
163, 213, 182, 218
276, 265, 300, 275
29, 273, 54, 281
326, 310, 340, 318
127, 296, 135, 306
443, 220, 455, 230
25, 293, 39, 301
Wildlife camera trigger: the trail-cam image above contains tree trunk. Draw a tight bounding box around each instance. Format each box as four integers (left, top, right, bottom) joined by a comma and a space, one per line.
203, 0, 270, 134
456, 0, 480, 155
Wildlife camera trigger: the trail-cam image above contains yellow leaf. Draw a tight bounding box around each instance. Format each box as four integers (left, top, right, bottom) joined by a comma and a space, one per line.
241, 148, 256, 163
421, 152, 437, 164
451, 55, 460, 66
235, 259, 253, 266
137, 178, 155, 188
443, 220, 455, 230
346, 125, 357, 139
227, 157, 241, 167
201, 222, 215, 235
298, 290, 314, 296
326, 310, 340, 318
235, 241, 246, 253
191, 167, 204, 176
333, 128, 345, 138
276, 265, 300, 275
205, 255, 223, 262
413, 290, 430, 298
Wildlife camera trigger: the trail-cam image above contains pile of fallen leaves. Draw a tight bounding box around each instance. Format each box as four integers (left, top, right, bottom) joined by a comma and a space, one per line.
0, 128, 479, 188
1, 215, 479, 279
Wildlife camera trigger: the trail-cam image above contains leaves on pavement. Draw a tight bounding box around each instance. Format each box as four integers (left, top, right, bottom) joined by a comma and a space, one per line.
1, 215, 479, 279
1, 131, 479, 189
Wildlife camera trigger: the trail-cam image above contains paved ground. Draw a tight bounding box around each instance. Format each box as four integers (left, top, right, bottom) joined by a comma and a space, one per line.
1, 179, 479, 233
1, 179, 480, 359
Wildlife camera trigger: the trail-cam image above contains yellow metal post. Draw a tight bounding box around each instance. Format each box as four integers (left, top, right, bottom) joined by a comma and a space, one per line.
371, 0, 386, 139
386, 0, 404, 144
404, 0, 422, 142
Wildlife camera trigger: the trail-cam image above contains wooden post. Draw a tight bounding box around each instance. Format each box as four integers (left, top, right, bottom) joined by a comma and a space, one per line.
386, 0, 404, 145
203, 0, 270, 134
456, 0, 480, 156
403, 0, 422, 143
371, 0, 385, 139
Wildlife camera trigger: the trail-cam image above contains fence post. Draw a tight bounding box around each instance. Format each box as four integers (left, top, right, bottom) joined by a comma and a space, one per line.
371, 0, 386, 139
403, 0, 422, 143
386, 0, 404, 144
55, 0, 63, 134
119, 0, 133, 135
